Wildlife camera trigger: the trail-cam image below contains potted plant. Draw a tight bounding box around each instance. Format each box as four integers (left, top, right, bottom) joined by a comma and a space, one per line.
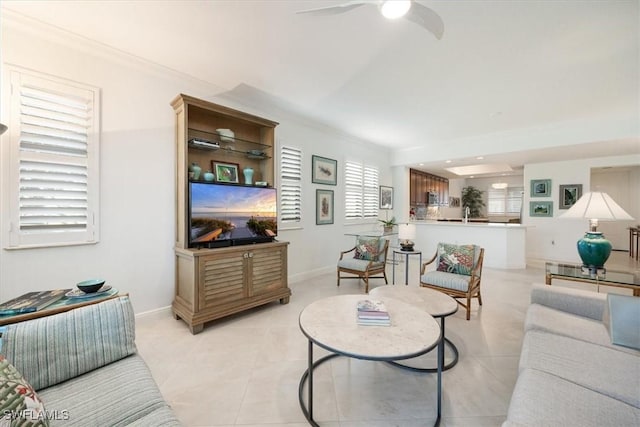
378, 216, 397, 233
461, 186, 485, 218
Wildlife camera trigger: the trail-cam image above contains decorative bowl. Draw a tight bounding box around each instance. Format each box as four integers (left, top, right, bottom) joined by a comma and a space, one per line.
215, 128, 234, 142
76, 279, 106, 294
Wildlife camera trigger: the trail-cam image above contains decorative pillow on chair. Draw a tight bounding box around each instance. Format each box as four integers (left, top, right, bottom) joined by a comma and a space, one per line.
436, 243, 476, 276
0, 355, 49, 426
354, 237, 380, 261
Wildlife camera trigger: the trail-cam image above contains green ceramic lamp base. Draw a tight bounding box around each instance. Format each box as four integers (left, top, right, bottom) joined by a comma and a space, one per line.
577, 231, 612, 269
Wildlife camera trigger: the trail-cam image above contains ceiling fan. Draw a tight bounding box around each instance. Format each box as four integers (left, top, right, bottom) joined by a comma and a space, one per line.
296, 0, 444, 40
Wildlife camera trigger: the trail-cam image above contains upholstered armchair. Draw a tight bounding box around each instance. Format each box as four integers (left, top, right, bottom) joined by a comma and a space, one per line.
420, 243, 485, 320
337, 237, 389, 293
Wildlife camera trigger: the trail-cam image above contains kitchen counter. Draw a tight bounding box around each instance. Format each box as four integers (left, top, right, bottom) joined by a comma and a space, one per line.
412, 220, 527, 269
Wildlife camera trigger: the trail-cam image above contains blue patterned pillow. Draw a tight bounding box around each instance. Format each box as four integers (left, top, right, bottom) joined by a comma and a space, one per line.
354, 237, 380, 261
436, 243, 476, 276
0, 355, 49, 426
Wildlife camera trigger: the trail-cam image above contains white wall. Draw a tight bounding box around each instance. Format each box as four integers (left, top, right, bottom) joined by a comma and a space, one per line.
0, 15, 393, 312
524, 155, 640, 264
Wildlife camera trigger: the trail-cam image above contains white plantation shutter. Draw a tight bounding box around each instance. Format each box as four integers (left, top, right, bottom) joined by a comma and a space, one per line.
279, 145, 302, 223
345, 161, 379, 220
488, 187, 523, 215
363, 166, 379, 218
345, 161, 363, 219
6, 67, 100, 248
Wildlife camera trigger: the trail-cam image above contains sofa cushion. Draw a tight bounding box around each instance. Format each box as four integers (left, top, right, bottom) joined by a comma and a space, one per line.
0, 296, 136, 390
604, 293, 640, 350
524, 303, 640, 355
421, 271, 470, 292
436, 243, 476, 276
0, 355, 49, 427
354, 236, 380, 261
338, 258, 384, 272
504, 368, 640, 427
38, 354, 181, 427
530, 284, 606, 321
519, 330, 640, 408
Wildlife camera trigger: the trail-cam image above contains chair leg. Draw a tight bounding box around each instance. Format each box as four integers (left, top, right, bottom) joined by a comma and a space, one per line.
364, 273, 369, 293
478, 289, 483, 306
383, 269, 388, 284
337, 270, 340, 287
466, 294, 471, 320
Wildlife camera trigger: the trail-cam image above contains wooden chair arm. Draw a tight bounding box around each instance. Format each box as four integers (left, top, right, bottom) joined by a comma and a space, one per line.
421, 252, 438, 274
339, 247, 357, 260
469, 248, 485, 280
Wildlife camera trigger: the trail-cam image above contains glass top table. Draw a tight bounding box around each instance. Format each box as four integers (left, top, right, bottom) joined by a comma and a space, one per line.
545, 262, 640, 296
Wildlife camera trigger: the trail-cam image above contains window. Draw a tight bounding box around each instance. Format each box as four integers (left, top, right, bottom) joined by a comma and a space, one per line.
4, 67, 100, 248
488, 186, 524, 215
279, 145, 302, 223
345, 161, 379, 220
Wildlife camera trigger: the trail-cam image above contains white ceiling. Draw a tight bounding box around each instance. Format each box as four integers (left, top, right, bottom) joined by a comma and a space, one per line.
3, 0, 639, 178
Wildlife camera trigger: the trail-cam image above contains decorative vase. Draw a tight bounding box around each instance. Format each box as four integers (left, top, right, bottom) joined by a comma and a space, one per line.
189, 162, 201, 180
577, 231, 612, 269
243, 167, 254, 185
204, 170, 214, 182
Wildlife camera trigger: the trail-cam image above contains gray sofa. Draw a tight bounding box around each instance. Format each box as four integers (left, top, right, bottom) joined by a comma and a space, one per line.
0, 296, 181, 426
504, 284, 640, 426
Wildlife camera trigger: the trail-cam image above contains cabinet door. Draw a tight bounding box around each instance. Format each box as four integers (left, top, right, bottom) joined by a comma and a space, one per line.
249, 245, 286, 296
199, 251, 247, 309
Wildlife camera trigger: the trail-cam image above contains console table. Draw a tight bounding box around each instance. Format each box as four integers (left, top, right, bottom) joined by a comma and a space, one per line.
0, 289, 121, 326
298, 294, 443, 426
545, 262, 639, 296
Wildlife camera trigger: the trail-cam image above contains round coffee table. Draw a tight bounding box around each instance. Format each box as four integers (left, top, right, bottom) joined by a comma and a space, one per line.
298, 294, 443, 426
370, 285, 459, 372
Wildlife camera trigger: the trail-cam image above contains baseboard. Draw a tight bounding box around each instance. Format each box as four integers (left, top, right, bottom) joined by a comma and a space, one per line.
135, 306, 172, 319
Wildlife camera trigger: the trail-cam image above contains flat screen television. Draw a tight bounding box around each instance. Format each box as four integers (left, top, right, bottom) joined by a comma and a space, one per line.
188, 181, 277, 248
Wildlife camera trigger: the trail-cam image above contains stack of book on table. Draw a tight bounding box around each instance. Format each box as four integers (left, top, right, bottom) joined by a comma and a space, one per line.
0, 289, 69, 315
357, 299, 391, 326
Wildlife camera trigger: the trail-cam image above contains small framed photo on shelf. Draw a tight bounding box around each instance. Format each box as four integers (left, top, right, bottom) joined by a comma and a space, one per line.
213, 161, 239, 183
312, 155, 337, 185
530, 179, 551, 197
379, 186, 393, 209
316, 189, 334, 225
530, 201, 553, 217
559, 184, 582, 209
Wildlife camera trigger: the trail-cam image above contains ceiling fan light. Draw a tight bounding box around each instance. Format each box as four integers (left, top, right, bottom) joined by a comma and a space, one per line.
380, 0, 411, 19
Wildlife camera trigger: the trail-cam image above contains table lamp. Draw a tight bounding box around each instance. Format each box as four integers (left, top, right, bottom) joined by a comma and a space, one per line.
559, 191, 634, 269
398, 223, 416, 251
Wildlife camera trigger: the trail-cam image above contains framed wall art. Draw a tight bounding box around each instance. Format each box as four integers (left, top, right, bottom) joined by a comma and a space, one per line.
530, 179, 551, 197
559, 184, 582, 209
379, 186, 393, 209
316, 189, 334, 225
312, 155, 337, 185
213, 161, 239, 183
530, 201, 553, 217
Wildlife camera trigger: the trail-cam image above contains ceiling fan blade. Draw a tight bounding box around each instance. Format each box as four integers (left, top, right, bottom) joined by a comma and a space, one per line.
404, 2, 444, 40
296, 1, 369, 16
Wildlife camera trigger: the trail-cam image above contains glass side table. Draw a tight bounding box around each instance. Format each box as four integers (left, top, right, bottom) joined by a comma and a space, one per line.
545, 262, 639, 296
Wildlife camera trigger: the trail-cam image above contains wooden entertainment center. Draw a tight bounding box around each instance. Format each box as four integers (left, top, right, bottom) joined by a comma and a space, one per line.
171, 94, 290, 334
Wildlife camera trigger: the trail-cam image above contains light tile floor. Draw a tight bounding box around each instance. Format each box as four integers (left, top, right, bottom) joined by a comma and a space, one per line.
135, 252, 638, 426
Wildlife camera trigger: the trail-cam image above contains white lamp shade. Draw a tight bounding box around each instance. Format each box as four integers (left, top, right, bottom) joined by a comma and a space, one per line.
398, 223, 416, 240
559, 192, 634, 221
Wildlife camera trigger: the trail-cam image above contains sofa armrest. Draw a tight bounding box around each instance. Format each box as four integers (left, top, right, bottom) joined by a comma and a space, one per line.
530, 284, 606, 321
0, 296, 136, 390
